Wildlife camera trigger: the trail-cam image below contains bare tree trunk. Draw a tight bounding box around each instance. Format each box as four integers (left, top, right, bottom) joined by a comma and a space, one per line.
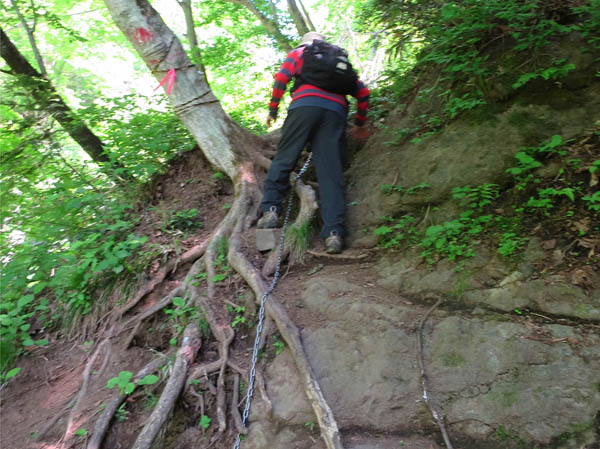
0, 28, 110, 165
103, 0, 251, 178
287, 0, 310, 35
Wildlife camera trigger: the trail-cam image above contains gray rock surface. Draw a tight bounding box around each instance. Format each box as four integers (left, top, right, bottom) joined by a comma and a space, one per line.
243, 276, 600, 448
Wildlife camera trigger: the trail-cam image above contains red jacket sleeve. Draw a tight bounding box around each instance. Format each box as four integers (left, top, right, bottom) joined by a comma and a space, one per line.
269, 48, 304, 119
353, 80, 370, 126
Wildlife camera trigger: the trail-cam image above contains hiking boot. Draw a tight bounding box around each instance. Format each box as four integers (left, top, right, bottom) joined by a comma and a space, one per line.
324, 231, 343, 254
257, 206, 279, 229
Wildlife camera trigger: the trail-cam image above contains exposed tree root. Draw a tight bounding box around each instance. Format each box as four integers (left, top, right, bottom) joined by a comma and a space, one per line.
131, 324, 201, 449
78, 161, 342, 449
418, 297, 454, 449
112, 239, 210, 321
119, 285, 185, 345
229, 179, 344, 449
35, 395, 76, 441
231, 373, 247, 434
62, 337, 111, 444
215, 326, 235, 431
87, 355, 169, 449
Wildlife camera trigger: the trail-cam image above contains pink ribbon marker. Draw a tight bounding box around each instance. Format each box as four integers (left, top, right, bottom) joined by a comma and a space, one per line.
154, 68, 176, 95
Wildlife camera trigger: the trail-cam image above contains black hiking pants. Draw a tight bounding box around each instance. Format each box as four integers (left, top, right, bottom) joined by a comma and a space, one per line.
260, 106, 348, 238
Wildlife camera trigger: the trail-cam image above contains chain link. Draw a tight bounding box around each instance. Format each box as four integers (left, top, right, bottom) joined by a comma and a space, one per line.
233, 153, 313, 449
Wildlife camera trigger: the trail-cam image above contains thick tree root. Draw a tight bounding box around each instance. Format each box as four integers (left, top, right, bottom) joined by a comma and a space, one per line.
87, 356, 169, 449
80, 164, 340, 449
131, 325, 201, 449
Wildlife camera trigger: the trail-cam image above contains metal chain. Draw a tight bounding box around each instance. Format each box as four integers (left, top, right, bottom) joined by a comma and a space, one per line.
233, 153, 313, 449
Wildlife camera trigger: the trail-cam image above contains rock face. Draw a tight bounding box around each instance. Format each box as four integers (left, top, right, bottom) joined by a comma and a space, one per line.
345, 63, 600, 243
243, 277, 600, 449
376, 240, 600, 322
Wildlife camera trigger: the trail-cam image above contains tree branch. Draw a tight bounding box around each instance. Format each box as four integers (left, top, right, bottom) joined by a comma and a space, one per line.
10, 0, 46, 76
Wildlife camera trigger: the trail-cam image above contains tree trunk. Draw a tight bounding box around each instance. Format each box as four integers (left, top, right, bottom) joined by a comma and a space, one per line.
0, 28, 109, 165
224, 0, 293, 52
297, 0, 316, 32
287, 0, 310, 36
103, 0, 255, 179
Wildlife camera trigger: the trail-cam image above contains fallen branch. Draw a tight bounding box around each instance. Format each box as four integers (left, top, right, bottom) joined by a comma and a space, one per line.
87, 355, 169, 449
417, 297, 453, 449
131, 324, 201, 449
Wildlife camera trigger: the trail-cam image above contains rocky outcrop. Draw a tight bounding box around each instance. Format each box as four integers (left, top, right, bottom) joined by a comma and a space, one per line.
243, 276, 599, 448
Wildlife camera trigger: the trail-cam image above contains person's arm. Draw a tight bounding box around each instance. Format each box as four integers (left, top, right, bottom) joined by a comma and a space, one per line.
351, 80, 370, 139
353, 80, 370, 126
267, 49, 302, 126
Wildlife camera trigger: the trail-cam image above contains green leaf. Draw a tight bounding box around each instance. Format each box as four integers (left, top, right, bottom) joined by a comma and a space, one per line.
5, 367, 21, 380
124, 383, 135, 395
374, 226, 392, 236
119, 371, 133, 382
199, 415, 212, 429
172, 297, 185, 308
17, 295, 34, 309
74, 428, 88, 437
137, 374, 159, 386
211, 273, 227, 283
441, 4, 458, 20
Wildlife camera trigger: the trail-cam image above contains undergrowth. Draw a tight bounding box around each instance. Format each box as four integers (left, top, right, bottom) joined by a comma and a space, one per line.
374, 132, 600, 267
363, 0, 600, 134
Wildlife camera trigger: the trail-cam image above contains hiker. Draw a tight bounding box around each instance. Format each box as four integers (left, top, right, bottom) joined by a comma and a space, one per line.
257, 31, 370, 254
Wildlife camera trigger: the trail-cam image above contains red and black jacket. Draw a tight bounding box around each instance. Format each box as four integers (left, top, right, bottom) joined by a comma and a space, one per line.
268, 45, 370, 126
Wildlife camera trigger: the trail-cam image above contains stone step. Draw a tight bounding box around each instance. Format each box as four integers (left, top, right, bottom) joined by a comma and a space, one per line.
255, 228, 282, 252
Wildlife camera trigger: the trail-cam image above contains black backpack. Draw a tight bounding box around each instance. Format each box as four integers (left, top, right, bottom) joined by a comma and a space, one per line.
296, 40, 358, 96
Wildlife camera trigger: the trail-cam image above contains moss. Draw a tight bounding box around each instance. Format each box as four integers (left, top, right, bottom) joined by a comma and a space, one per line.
493, 425, 531, 449
441, 350, 466, 367
450, 269, 473, 299
507, 109, 560, 146
553, 420, 596, 446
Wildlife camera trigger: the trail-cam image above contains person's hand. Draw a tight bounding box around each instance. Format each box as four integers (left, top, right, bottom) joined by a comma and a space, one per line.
266, 115, 275, 128
351, 125, 370, 140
